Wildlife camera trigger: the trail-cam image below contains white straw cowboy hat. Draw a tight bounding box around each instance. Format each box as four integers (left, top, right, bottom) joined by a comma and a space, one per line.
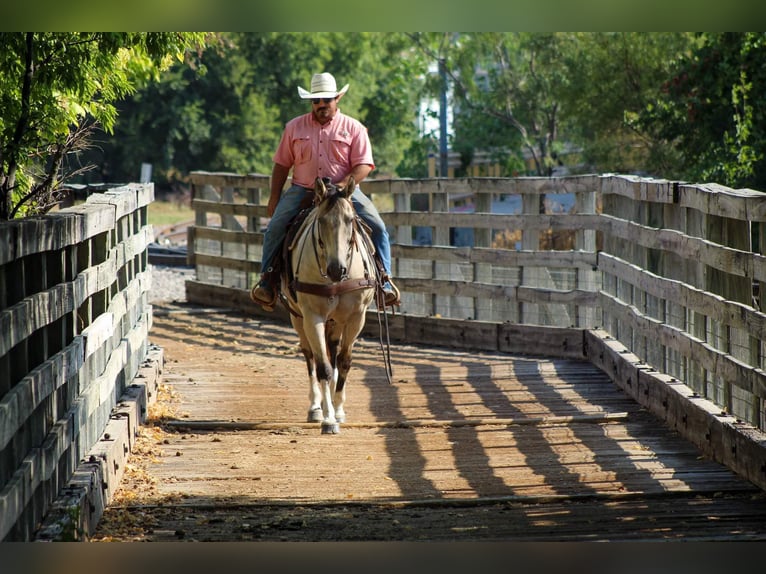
298, 73, 349, 99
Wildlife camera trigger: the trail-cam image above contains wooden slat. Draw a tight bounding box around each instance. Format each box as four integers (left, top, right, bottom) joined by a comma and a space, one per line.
86, 183, 152, 220
191, 198, 262, 218
601, 175, 766, 222
392, 244, 597, 268
393, 277, 596, 306
192, 226, 260, 245
600, 213, 765, 282
189, 171, 270, 189
598, 289, 766, 401
598, 252, 766, 339
192, 253, 259, 273
0, 340, 83, 451
383, 211, 601, 232
0, 203, 116, 264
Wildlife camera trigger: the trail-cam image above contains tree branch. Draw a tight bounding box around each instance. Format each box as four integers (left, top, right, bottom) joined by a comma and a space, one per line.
1, 32, 34, 219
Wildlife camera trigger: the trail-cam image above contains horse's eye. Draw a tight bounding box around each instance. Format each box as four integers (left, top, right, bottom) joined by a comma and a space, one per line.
318, 238, 324, 248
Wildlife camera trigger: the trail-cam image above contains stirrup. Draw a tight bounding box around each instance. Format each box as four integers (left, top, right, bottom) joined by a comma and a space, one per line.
380, 277, 401, 308
250, 281, 277, 311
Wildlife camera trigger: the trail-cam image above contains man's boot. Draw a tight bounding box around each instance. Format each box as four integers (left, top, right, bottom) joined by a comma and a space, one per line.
381, 276, 400, 307
250, 272, 277, 311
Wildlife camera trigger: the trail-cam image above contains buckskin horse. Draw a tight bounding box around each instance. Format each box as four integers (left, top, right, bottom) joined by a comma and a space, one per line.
281, 177, 379, 434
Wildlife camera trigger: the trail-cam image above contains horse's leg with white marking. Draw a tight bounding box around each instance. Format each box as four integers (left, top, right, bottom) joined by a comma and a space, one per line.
302, 349, 323, 423
326, 325, 346, 423
303, 314, 339, 434
291, 316, 322, 422
333, 307, 368, 423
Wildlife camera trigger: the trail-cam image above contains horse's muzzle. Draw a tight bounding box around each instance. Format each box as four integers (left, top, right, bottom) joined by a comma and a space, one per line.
326, 261, 347, 283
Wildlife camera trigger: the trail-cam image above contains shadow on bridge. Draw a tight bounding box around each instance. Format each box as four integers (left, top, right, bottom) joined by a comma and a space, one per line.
91, 304, 766, 541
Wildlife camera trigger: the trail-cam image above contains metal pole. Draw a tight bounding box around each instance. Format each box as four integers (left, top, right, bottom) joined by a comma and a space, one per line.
439, 58, 448, 178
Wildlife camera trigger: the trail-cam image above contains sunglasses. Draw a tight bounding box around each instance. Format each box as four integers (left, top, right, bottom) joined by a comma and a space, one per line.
311, 97, 336, 104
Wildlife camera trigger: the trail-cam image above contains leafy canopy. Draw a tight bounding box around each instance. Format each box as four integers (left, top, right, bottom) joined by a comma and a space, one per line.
79, 33, 427, 189
0, 32, 209, 219
636, 32, 766, 189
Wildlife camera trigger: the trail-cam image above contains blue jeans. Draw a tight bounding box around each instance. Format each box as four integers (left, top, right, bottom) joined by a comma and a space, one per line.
260, 184, 392, 280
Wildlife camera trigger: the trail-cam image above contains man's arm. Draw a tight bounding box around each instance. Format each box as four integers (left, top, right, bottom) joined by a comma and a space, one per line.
340, 164, 373, 189
268, 163, 291, 217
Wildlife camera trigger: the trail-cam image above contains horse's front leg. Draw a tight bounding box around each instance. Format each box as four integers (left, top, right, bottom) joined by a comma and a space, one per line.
326, 327, 345, 423
291, 316, 322, 422
332, 301, 370, 419
303, 314, 340, 434
302, 349, 323, 423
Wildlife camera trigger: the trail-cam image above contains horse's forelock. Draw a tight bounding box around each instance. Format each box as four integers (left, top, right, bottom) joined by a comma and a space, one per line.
316, 186, 353, 217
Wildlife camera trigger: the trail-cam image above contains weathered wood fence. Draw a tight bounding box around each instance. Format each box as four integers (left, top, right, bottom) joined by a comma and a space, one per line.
0, 184, 162, 541
185, 171, 766, 492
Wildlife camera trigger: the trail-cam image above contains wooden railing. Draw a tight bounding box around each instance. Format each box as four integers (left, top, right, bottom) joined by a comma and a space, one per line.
185, 172, 766, 437
0, 184, 162, 541
597, 177, 766, 430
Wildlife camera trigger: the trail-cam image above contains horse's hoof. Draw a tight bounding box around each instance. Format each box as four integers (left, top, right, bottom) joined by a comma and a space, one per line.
321, 422, 341, 435
307, 408, 323, 423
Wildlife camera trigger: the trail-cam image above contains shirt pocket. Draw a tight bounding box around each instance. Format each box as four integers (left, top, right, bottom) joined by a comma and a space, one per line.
329, 133, 352, 165
293, 136, 312, 164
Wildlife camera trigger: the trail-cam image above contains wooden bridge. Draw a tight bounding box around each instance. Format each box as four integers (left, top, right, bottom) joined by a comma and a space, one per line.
89, 303, 766, 541
3, 174, 766, 541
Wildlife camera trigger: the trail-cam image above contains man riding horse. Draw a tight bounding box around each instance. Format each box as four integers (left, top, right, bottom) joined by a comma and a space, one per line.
251, 72, 399, 310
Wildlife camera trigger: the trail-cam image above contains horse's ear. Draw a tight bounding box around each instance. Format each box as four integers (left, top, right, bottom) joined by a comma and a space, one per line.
342, 176, 355, 198
315, 177, 328, 201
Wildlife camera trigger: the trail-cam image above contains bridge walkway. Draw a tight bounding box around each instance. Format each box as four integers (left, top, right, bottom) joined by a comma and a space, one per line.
92, 303, 766, 541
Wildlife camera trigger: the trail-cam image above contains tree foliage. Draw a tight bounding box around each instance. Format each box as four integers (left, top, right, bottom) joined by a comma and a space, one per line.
410, 32, 702, 179
0, 32, 208, 219
409, 32, 575, 177
636, 32, 766, 189
7, 31, 763, 219
563, 32, 698, 175
81, 33, 426, 190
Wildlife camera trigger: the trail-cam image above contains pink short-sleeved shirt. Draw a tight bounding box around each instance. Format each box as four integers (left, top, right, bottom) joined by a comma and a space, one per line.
272, 110, 375, 188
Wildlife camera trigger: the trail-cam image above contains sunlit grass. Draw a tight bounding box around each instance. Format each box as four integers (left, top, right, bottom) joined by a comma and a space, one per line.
148, 199, 194, 228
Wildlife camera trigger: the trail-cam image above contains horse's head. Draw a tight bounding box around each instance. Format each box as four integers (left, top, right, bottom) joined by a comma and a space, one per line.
313, 177, 357, 282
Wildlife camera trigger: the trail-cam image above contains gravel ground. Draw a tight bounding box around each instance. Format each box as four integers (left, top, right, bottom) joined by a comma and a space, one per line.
148, 264, 196, 303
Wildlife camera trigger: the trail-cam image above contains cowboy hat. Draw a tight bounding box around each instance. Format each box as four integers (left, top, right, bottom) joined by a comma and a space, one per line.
298, 72, 349, 99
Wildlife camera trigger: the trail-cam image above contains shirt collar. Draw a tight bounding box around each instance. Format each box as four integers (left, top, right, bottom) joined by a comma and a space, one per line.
310, 108, 342, 127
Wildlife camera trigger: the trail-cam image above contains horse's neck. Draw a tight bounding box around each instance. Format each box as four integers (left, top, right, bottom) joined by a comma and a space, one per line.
289, 208, 318, 253
291, 209, 324, 282
291, 210, 374, 283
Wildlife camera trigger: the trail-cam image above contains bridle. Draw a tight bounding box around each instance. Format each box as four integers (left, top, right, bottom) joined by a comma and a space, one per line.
289, 194, 376, 302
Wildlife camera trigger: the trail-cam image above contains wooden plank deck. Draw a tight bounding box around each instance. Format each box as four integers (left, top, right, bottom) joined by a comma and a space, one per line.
92, 303, 766, 542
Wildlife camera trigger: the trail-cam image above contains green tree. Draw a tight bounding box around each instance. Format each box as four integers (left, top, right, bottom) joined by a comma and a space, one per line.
0, 32, 209, 219
563, 32, 697, 175
410, 32, 700, 179
410, 32, 579, 177
637, 32, 766, 189
82, 33, 426, 190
